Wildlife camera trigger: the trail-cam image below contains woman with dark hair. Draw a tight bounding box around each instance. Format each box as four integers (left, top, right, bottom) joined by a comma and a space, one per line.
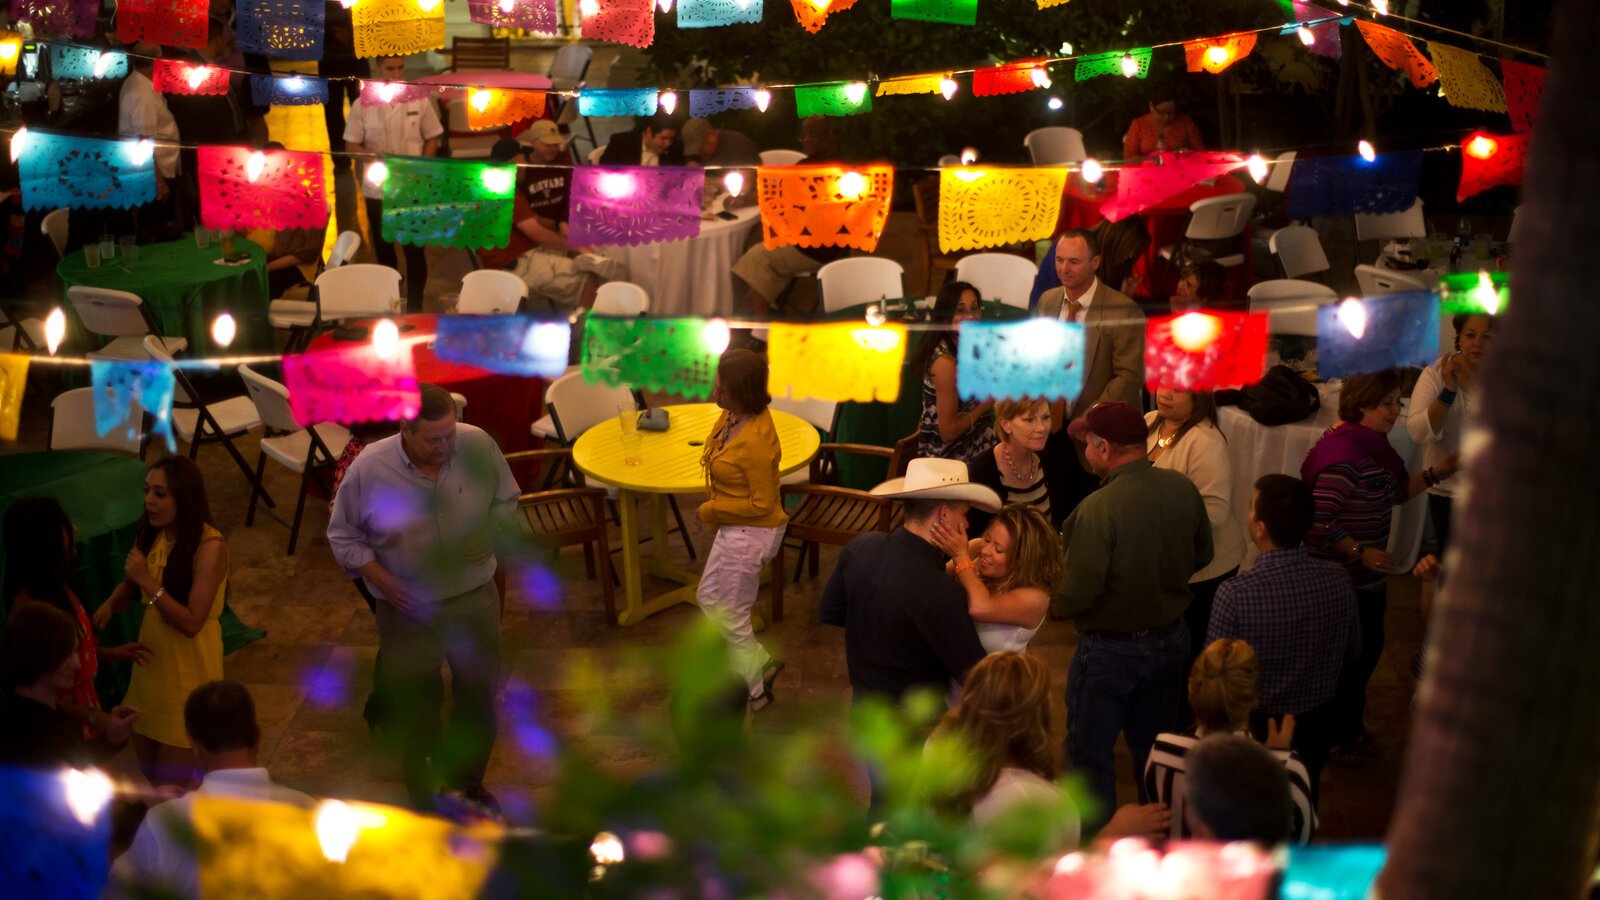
913, 281, 994, 464
1406, 313, 1494, 554
92, 456, 228, 786
1302, 371, 1459, 763
698, 350, 788, 712
0, 603, 139, 767
931, 504, 1062, 655
1171, 259, 1229, 312
1122, 86, 1205, 160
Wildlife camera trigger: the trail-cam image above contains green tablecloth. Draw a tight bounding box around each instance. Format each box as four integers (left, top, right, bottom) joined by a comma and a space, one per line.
56, 234, 273, 354
0, 451, 266, 706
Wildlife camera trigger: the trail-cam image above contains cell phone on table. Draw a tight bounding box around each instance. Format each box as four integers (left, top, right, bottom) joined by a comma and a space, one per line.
716, 211, 738, 221
223, 252, 250, 263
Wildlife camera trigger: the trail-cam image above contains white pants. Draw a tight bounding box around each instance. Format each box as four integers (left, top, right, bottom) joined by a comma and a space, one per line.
696, 524, 786, 697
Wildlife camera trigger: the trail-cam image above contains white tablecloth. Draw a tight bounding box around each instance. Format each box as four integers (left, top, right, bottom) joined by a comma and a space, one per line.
595, 207, 762, 317
1220, 381, 1428, 572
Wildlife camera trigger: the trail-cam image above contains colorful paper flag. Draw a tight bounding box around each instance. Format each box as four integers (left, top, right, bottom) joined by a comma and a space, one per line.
568, 166, 705, 247
1074, 48, 1152, 81
794, 82, 872, 117
251, 73, 330, 107
1284, 151, 1422, 220
382, 156, 517, 249
1101, 152, 1250, 222
435, 316, 571, 377
956, 320, 1084, 401
116, 0, 208, 49
1457, 131, 1529, 201
578, 88, 659, 117
581, 0, 656, 48
1315, 293, 1439, 378
238, 0, 326, 60
1035, 0, 1069, 7
0, 32, 20, 77
1429, 42, 1507, 113
352, 0, 447, 58
0, 766, 112, 897
938, 167, 1065, 253
580, 316, 721, 398
876, 74, 950, 97
10, 0, 98, 38
1145, 311, 1270, 390
467, 0, 558, 32
756, 164, 894, 253
890, 0, 976, 26
1355, 21, 1437, 89
48, 46, 127, 80
0, 353, 27, 441
153, 59, 232, 96
973, 60, 1050, 97
688, 88, 762, 116
1282, 846, 1386, 900
1184, 33, 1257, 74
466, 88, 547, 130
18, 133, 157, 211
198, 146, 329, 232
790, 0, 857, 33
1440, 271, 1508, 316
282, 345, 421, 425
92, 359, 176, 451
680, 0, 763, 28
767, 322, 906, 402
1289, 1, 1344, 59
1499, 59, 1545, 133
359, 79, 435, 106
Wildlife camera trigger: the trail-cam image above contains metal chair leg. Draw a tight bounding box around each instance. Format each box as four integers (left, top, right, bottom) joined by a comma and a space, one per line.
667, 495, 696, 560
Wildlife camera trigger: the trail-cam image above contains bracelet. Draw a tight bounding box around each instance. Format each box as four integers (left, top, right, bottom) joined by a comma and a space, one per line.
1437, 388, 1457, 406
953, 559, 977, 574
143, 588, 166, 608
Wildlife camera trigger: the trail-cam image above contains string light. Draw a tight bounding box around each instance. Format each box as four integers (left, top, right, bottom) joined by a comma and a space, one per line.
844, 82, 868, 105
597, 171, 637, 199
1080, 158, 1104, 183
1337, 297, 1368, 339
0, 40, 17, 63
836, 171, 867, 199
417, 0, 443, 11
753, 89, 771, 113
1373, 0, 1390, 14
470, 88, 492, 113
1246, 153, 1268, 183
864, 303, 887, 327
340, 0, 357, 7
960, 147, 978, 165
371, 319, 401, 360
315, 801, 359, 863
1031, 67, 1052, 89
1047, 96, 1064, 111
283, 75, 307, 92
480, 166, 514, 194
1171, 312, 1222, 352
365, 160, 388, 187
374, 82, 404, 103
10, 126, 26, 163
591, 831, 626, 866
1120, 53, 1140, 77
245, 151, 266, 183
579, 0, 599, 17
1205, 45, 1232, 66
92, 51, 117, 79
499, 0, 517, 10
185, 65, 212, 90
60, 769, 114, 827
521, 322, 569, 359
703, 318, 731, 354
1298, 25, 1316, 46
212, 313, 237, 348
722, 170, 745, 197
1358, 139, 1376, 162
939, 77, 958, 100
657, 0, 673, 10
1473, 269, 1502, 314
658, 91, 677, 115
45, 308, 66, 355
128, 138, 154, 167
1464, 133, 1498, 160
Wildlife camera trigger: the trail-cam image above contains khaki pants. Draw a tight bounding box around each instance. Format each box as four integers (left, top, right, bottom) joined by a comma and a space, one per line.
731, 243, 822, 305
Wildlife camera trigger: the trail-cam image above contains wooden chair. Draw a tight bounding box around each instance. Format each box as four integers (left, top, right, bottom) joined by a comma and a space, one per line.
504, 448, 616, 625
447, 36, 510, 71
912, 177, 959, 293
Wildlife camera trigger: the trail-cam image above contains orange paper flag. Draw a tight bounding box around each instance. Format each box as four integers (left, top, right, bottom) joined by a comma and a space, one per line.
757, 164, 894, 253
791, 0, 858, 34
1356, 21, 1438, 89
1184, 33, 1257, 74
466, 88, 548, 130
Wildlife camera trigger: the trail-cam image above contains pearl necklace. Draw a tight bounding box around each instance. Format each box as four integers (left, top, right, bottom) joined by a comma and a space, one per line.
1001, 442, 1039, 484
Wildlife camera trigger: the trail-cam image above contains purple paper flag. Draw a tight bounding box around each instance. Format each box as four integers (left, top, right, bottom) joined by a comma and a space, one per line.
282, 346, 420, 425
569, 166, 705, 247
1289, 1, 1344, 59
1315, 292, 1440, 378
467, 0, 558, 32
11, 0, 97, 37
359, 79, 435, 106
688, 88, 760, 117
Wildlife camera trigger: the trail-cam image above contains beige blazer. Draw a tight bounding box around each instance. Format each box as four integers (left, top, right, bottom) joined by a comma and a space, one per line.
1036, 280, 1146, 417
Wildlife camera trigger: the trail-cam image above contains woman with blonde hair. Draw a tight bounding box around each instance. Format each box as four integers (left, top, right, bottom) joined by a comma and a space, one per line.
966, 397, 1055, 535
1143, 639, 1316, 842
930, 504, 1062, 654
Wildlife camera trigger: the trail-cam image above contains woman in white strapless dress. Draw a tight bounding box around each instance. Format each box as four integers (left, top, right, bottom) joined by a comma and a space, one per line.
930, 504, 1062, 655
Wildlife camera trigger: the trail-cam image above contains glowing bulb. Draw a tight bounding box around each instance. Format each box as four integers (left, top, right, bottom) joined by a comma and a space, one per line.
1047, 96, 1064, 111
185, 65, 212, 90
579, 0, 599, 16
92, 51, 116, 78
844, 82, 867, 105
852, 326, 902, 354
371, 318, 401, 360
864, 303, 886, 327
245, 151, 266, 183
283, 75, 306, 93
1246, 153, 1268, 183
597, 172, 637, 199
658, 91, 677, 115
1357, 139, 1376, 163
591, 831, 626, 866
0, 41, 17, 63
703, 318, 730, 354
366, 160, 388, 187
45, 307, 66, 355
500, 0, 516, 9
1058, 41, 1074, 55
960, 147, 978, 165
1120, 54, 1139, 77
1373, 0, 1389, 14
836, 171, 867, 199
1205, 45, 1231, 66
939, 77, 957, 100
1464, 134, 1498, 160
1031, 67, 1052, 89
1170, 312, 1223, 353
481, 166, 514, 194
417, 0, 442, 11
10, 126, 27, 164
340, 0, 357, 7
753, 89, 771, 112
128, 138, 154, 167
61, 769, 114, 827
808, 0, 831, 9
953, 169, 985, 183
657, 0, 673, 10
1298, 25, 1315, 46
1337, 297, 1368, 339
722, 170, 745, 197
1080, 158, 1103, 183
522, 322, 569, 358
374, 81, 403, 103
212, 313, 237, 348
471, 88, 492, 113
316, 800, 359, 863
1473, 269, 1501, 314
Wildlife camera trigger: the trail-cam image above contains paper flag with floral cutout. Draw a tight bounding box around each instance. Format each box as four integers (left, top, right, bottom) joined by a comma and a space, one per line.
1036, 0, 1069, 7
1499, 59, 1545, 133
19, 133, 157, 211
1440, 271, 1508, 315
1429, 42, 1507, 112
468, 0, 558, 32
359, 79, 435, 106
581, 316, 720, 398
973, 60, 1050, 97
0, 353, 27, 441
877, 74, 949, 97
1281, 846, 1387, 900
92, 359, 176, 451
1100, 152, 1249, 222
757, 164, 894, 253
0, 765, 113, 896
680, 0, 763, 28
794, 82, 872, 117
1289, 1, 1344, 59
466, 89, 547, 130
581, 0, 656, 48
1316, 292, 1439, 378
1355, 21, 1436, 88
1457, 131, 1530, 201
382, 156, 517, 249
1285, 151, 1422, 220
1184, 33, 1257, 74
578, 88, 658, 117
791, 0, 857, 33
569, 166, 705, 247
1074, 48, 1152, 81
435, 316, 572, 377
890, 0, 975, 26
153, 59, 232, 96
251, 73, 329, 107
767, 322, 906, 402
353, 0, 447, 58
957, 319, 1084, 401
938, 167, 1065, 253
49, 46, 126, 80
198, 146, 328, 232
10, 0, 97, 38
116, 0, 208, 48
0, 32, 20, 77
283, 345, 421, 425
1145, 311, 1270, 390
689, 88, 761, 116
238, 0, 326, 60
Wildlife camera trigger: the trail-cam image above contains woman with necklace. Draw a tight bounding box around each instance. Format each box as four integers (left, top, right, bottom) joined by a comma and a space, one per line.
1406, 313, 1493, 554
966, 397, 1055, 535
930, 504, 1061, 655
913, 281, 994, 465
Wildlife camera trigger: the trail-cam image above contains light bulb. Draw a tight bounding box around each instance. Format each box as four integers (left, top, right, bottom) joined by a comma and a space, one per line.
92, 51, 116, 78
836, 171, 867, 199
808, 0, 831, 9
366, 160, 388, 186
45, 307, 66, 355
1047, 96, 1064, 111
1357, 139, 1376, 162
657, 0, 673, 10
658, 91, 677, 115
417, 0, 442, 11
371, 318, 401, 360
283, 75, 306, 93
480, 166, 514, 194
1031, 67, 1052, 89
1473, 269, 1501, 314
1337, 298, 1368, 339
522, 322, 570, 359
753, 89, 771, 112
1373, 0, 1389, 14
1120, 54, 1140, 77
128, 138, 154, 167
703, 318, 730, 354
1058, 41, 1074, 55
1205, 45, 1231, 66
939, 77, 957, 100
374, 81, 403, 103
597, 171, 637, 199
316, 800, 359, 863
61, 769, 114, 827
722, 170, 745, 197
1246, 153, 1268, 183
499, 0, 517, 9
1171, 312, 1222, 353
471, 88, 492, 112
844, 82, 867, 105
1080, 158, 1103, 183
0, 41, 18, 63
10, 126, 26, 163
245, 151, 266, 183
1464, 134, 1498, 160
953, 168, 985, 183
340, 0, 357, 7
864, 304, 886, 327
1298, 25, 1315, 46
591, 831, 626, 866
186, 65, 211, 90
212, 313, 237, 348
579, 0, 599, 17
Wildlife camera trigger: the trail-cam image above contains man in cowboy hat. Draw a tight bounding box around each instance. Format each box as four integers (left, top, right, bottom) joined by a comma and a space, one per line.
1055, 401, 1213, 832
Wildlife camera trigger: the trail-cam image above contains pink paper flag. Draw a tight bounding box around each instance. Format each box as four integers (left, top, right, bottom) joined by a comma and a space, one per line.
10, 0, 97, 38
282, 345, 420, 426
1500, 59, 1545, 133
569, 166, 705, 247
198, 146, 328, 231
1101, 151, 1250, 221
153, 59, 232, 96
581, 0, 655, 48
1293, 1, 1343, 59
359, 79, 436, 106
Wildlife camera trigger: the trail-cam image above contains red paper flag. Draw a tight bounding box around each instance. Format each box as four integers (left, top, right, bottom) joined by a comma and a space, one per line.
581, 0, 655, 48
1145, 310, 1270, 390
1500, 59, 1545, 133
972, 59, 1049, 97
1457, 131, 1530, 201
198, 146, 329, 231
116, 0, 208, 49
1101, 151, 1249, 222
283, 345, 420, 426
152, 59, 231, 96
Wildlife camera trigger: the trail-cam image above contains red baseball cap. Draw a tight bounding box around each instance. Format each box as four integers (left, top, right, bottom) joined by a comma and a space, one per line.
1067, 401, 1147, 445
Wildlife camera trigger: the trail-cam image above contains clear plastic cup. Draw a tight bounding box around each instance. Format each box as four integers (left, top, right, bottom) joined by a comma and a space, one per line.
84, 244, 100, 268
98, 234, 115, 260
622, 433, 643, 466
194, 228, 210, 249
123, 243, 139, 267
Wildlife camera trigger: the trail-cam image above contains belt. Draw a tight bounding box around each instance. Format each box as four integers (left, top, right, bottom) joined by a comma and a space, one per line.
1087, 619, 1181, 641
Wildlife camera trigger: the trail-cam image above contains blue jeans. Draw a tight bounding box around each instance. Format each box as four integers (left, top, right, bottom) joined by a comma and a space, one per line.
1066, 619, 1190, 830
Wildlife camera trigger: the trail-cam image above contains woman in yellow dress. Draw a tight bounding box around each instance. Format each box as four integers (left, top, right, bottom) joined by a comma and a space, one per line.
92, 456, 227, 787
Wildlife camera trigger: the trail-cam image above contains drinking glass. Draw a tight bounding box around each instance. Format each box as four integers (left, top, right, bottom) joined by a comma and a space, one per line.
98, 234, 115, 260
84, 244, 100, 268
117, 236, 135, 260
123, 243, 139, 267
220, 230, 235, 256
618, 405, 642, 466
194, 227, 211, 249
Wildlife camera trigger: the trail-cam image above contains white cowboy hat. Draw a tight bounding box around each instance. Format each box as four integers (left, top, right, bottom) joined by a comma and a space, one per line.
870, 458, 1002, 512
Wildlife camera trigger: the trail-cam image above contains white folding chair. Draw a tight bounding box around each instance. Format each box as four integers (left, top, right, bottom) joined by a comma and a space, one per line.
587, 145, 608, 165
142, 335, 267, 498
1354, 198, 1427, 243
450, 391, 468, 421
759, 149, 806, 167
1162, 194, 1258, 268
0, 306, 46, 352
1263, 150, 1296, 194
458, 269, 528, 314
817, 258, 905, 313
49, 387, 143, 455
547, 44, 597, 150
954, 253, 1037, 310
770, 394, 840, 486
1247, 279, 1338, 336
270, 230, 364, 351
41, 208, 69, 258
1353, 264, 1430, 297
1023, 127, 1087, 166
446, 97, 502, 159
1269, 224, 1330, 279
67, 286, 187, 360
238, 365, 351, 556
327, 230, 362, 269
592, 281, 648, 317
316, 264, 403, 322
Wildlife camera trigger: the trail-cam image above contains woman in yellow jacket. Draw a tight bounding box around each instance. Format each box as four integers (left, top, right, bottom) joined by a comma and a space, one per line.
698, 350, 788, 711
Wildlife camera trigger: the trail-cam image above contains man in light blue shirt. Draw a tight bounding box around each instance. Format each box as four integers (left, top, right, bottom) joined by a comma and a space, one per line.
328, 384, 519, 812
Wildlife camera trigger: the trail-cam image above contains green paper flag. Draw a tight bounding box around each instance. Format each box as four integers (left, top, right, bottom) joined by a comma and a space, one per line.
1074, 47, 1153, 81
381, 156, 517, 249
890, 0, 977, 26
794, 82, 873, 118
580, 316, 723, 398
1440, 272, 1508, 315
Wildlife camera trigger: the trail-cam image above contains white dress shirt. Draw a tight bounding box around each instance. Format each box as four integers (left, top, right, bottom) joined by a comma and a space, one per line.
343, 96, 445, 200
118, 68, 180, 178
640, 134, 661, 167
1056, 277, 1100, 324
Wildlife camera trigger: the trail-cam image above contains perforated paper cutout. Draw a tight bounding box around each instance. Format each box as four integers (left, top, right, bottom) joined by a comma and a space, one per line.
91, 360, 175, 452
877, 74, 948, 97
938, 167, 1065, 253
238, 0, 325, 60
794, 82, 872, 117
1284, 151, 1422, 220
1184, 33, 1257, 74
578, 88, 658, 117
435, 316, 571, 377
1355, 21, 1436, 88
890, 0, 975, 26
973, 60, 1049, 97
153, 59, 232, 96
1440, 272, 1508, 315
116, 0, 208, 48
49, 46, 126, 80
1290, 2, 1343, 59
1100, 151, 1249, 222
790, 0, 857, 33
0, 765, 112, 897
1457, 131, 1529, 201
1145, 311, 1269, 390
757, 164, 894, 253
767, 322, 905, 402
0, 32, 19, 76
569, 166, 705, 247
283, 345, 421, 425
251, 73, 329, 107
467, 0, 558, 32
581, 0, 655, 48
679, 0, 763, 28
956, 320, 1084, 402
1035, 0, 1070, 7
20, 133, 157, 211
382, 156, 516, 249
1429, 42, 1507, 112
1074, 48, 1151, 82
580, 316, 719, 399
10, 0, 97, 38
0, 353, 27, 441
467, 89, 547, 130
199, 146, 328, 231
352, 0, 446, 58
688, 88, 760, 116
1316, 292, 1439, 379
359, 79, 435, 106
1500, 59, 1545, 133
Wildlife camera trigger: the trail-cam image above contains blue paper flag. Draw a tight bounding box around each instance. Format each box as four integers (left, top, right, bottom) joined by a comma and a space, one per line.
19, 133, 157, 212
678, 0, 762, 28
956, 320, 1085, 401
237, 0, 326, 60
91, 359, 176, 451
578, 88, 659, 118
1283, 845, 1386, 900
1285, 150, 1422, 219
434, 316, 571, 377
250, 73, 330, 107
1315, 291, 1440, 378
0, 765, 113, 900
49, 46, 127, 80
688, 88, 761, 117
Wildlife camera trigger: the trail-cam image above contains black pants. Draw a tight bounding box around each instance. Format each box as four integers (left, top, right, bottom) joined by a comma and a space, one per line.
1177, 567, 1239, 728
363, 196, 427, 312
352, 579, 389, 732
1332, 585, 1388, 744
1428, 493, 1455, 556
1251, 700, 1337, 808
323, 76, 363, 169
268, 265, 309, 299
1044, 431, 1100, 528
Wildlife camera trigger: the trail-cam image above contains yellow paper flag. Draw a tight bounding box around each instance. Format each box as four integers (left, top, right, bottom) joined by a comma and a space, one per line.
353, 0, 447, 59
768, 322, 906, 402
938, 167, 1066, 254
0, 353, 26, 441
876, 74, 949, 97
1036, 0, 1070, 8
1428, 42, 1507, 113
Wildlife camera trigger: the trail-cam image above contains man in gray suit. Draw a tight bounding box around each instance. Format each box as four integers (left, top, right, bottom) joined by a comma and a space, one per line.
1035, 228, 1146, 519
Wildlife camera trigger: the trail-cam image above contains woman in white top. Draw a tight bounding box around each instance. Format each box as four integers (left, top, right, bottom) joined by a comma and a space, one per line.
1144, 389, 1245, 665
1406, 313, 1494, 555
930, 504, 1060, 654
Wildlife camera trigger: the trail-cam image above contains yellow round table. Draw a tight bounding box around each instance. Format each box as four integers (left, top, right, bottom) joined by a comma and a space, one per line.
573, 403, 821, 626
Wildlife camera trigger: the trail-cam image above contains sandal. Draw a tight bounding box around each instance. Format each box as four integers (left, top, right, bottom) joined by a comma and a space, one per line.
748, 689, 776, 712
761, 659, 786, 697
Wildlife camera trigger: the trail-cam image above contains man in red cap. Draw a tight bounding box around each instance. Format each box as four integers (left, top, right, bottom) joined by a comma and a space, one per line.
1055, 401, 1214, 832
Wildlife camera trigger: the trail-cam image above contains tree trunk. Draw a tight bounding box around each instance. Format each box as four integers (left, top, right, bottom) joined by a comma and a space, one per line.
1378, 1, 1600, 897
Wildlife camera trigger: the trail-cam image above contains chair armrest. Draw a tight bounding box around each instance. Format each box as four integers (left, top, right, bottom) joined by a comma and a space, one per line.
816, 442, 894, 459
780, 484, 887, 503
516, 486, 608, 506
504, 448, 575, 464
